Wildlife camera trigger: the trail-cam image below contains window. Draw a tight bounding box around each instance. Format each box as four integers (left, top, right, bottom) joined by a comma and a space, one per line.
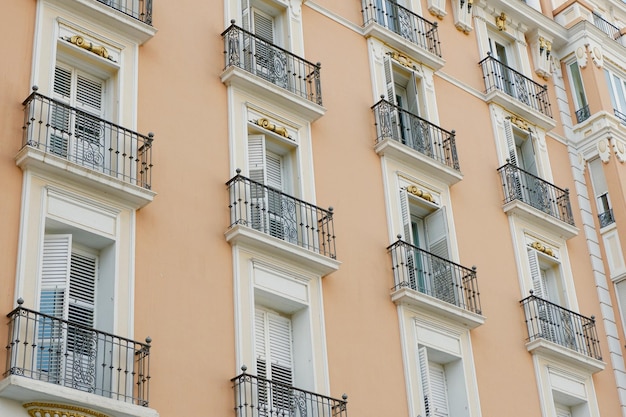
383, 55, 432, 154
241, 0, 288, 87
399, 187, 456, 304
374, 0, 413, 40
588, 158, 614, 227
505, 121, 537, 176
51, 63, 107, 167
567, 61, 589, 122
37, 232, 115, 392
488, 33, 518, 97
604, 68, 626, 120
412, 318, 475, 417
527, 246, 580, 351
247, 127, 297, 243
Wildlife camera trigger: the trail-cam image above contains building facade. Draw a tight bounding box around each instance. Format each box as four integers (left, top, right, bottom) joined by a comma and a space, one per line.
2, 1, 626, 417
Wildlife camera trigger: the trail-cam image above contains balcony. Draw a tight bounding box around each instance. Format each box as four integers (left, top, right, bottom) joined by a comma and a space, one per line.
387, 239, 484, 328
231, 367, 347, 417
17, 88, 155, 208
225, 173, 339, 276
498, 163, 577, 238
2, 300, 152, 410
221, 23, 324, 121
592, 13, 626, 46
361, 0, 444, 70
371, 99, 462, 185
96, 0, 153, 25
521, 293, 604, 372
599, 209, 615, 228
575, 104, 591, 124
479, 54, 555, 129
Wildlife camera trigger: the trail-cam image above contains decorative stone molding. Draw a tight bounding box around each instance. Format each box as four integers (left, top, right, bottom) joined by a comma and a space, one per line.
598, 138, 611, 163
530, 241, 556, 258
612, 137, 626, 163
390, 51, 417, 70
23, 403, 111, 417
510, 115, 530, 131
590, 44, 603, 68
578, 152, 587, 173
452, 0, 474, 33
575, 45, 588, 68
529, 31, 553, 79
495, 12, 506, 31
62, 35, 115, 62
428, 0, 447, 19
255, 118, 291, 138
406, 185, 434, 203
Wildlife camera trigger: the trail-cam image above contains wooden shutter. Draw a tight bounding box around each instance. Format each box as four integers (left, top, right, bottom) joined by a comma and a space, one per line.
528, 247, 555, 342
253, 10, 274, 42
504, 120, 517, 166
399, 189, 412, 243
528, 248, 545, 298
383, 55, 397, 105
68, 250, 97, 328
255, 309, 294, 414
39, 235, 72, 379
418, 347, 449, 417
241, 0, 250, 30
425, 208, 456, 305
248, 135, 267, 232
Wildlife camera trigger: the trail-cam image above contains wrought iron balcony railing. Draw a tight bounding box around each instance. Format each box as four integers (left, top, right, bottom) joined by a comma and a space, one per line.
387, 239, 481, 314
372, 99, 460, 171
96, 0, 153, 25
362, 0, 441, 58
615, 109, 626, 125
520, 292, 602, 360
599, 209, 615, 228
4, 299, 151, 406
498, 163, 574, 226
232, 367, 348, 417
479, 53, 552, 118
361, 0, 441, 57
592, 13, 624, 43
222, 23, 322, 105
575, 104, 591, 123
226, 172, 336, 259
22, 88, 154, 189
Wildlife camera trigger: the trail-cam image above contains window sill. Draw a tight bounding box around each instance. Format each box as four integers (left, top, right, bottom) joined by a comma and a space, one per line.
0, 375, 158, 417
526, 339, 605, 374
391, 287, 485, 329
220, 66, 326, 123
374, 137, 463, 186
485, 90, 556, 131
362, 22, 445, 71
16, 146, 156, 209
225, 224, 341, 277
502, 199, 578, 239
45, 0, 156, 44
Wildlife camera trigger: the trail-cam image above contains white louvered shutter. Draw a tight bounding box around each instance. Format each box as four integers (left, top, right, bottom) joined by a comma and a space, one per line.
528, 247, 554, 342
556, 406, 572, 417
253, 10, 274, 43
383, 55, 397, 105
425, 208, 455, 305
51, 66, 73, 157
429, 362, 449, 417
419, 347, 433, 417
528, 248, 545, 299
418, 347, 449, 417
255, 309, 294, 415
248, 135, 267, 231
39, 234, 72, 379
504, 120, 517, 166
399, 189, 418, 290
266, 150, 286, 240
241, 0, 250, 30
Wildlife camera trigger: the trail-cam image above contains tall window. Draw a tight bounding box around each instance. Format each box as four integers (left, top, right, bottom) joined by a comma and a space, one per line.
604, 68, 626, 120
417, 344, 469, 417
247, 130, 297, 243
567, 62, 589, 122
38, 234, 98, 390
399, 188, 455, 304
383, 56, 432, 154
588, 158, 614, 227
51, 63, 106, 168
241, 0, 288, 87
255, 308, 294, 416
